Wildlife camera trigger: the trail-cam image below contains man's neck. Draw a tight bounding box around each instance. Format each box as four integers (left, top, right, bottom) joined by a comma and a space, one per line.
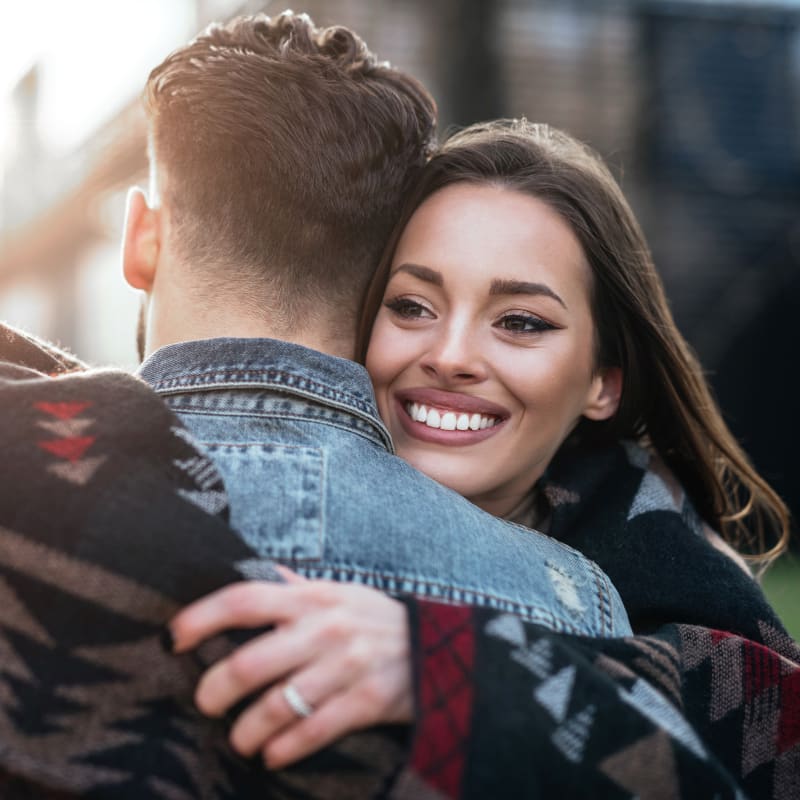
143, 289, 355, 362
148, 325, 355, 362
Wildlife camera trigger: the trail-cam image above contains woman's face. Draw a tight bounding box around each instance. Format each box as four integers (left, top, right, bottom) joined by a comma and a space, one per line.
366, 183, 620, 517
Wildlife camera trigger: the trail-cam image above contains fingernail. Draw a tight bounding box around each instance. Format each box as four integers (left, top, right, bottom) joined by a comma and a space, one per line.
159, 626, 176, 653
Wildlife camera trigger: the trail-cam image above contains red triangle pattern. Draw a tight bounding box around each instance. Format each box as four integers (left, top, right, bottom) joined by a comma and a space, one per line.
38, 436, 96, 463
34, 401, 92, 420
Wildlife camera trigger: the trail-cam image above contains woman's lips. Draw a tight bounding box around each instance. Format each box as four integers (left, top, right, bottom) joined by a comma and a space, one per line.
392, 390, 508, 446
405, 401, 499, 430
397, 388, 509, 417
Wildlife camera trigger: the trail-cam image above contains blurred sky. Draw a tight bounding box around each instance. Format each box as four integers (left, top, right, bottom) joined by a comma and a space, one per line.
0, 0, 196, 158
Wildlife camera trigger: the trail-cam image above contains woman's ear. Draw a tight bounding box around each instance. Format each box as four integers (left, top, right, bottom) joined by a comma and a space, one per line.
583, 366, 622, 421
122, 187, 161, 291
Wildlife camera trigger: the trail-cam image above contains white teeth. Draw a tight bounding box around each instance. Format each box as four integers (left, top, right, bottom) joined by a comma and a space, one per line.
405, 402, 499, 432
426, 408, 441, 428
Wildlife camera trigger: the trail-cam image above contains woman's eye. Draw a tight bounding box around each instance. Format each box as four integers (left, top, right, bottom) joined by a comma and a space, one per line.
384, 297, 432, 320
497, 314, 555, 334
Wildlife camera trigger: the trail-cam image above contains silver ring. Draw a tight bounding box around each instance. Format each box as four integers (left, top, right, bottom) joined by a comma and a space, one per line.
283, 683, 314, 718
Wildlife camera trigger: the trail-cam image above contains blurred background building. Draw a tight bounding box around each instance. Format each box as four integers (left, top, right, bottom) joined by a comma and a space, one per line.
1, 0, 798, 618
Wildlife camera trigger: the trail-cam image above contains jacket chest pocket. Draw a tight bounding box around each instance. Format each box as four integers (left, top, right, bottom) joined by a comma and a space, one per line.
201, 442, 324, 562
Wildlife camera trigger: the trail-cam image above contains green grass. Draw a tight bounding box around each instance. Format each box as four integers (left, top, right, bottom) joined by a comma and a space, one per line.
761, 553, 800, 640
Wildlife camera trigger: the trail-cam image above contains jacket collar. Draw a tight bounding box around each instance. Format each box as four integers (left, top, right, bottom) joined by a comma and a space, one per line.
137, 337, 393, 452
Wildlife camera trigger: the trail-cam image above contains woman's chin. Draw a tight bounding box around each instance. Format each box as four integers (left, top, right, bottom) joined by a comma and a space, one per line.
398, 447, 487, 500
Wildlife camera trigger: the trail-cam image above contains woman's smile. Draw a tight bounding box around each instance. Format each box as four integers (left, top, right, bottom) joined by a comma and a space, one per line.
394, 388, 509, 446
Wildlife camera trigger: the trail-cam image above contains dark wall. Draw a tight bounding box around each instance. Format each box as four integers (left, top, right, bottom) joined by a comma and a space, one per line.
637, 2, 800, 528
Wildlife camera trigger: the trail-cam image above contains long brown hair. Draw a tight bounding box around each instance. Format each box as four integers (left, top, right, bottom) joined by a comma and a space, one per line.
358, 120, 790, 565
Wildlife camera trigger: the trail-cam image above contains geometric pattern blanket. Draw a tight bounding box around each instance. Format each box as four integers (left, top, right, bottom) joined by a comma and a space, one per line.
0, 327, 418, 799
399, 603, 800, 799
0, 322, 797, 798
398, 442, 800, 799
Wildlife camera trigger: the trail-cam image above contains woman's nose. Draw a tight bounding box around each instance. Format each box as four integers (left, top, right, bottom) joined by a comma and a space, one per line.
420, 324, 487, 383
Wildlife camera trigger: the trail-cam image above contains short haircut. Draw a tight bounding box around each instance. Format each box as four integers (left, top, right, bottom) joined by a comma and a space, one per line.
144, 11, 436, 330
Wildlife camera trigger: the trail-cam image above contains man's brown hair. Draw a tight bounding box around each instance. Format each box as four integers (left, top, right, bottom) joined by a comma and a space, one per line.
144, 11, 436, 331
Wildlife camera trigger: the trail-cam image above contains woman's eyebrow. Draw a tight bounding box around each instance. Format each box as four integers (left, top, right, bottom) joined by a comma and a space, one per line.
389, 263, 443, 286
489, 279, 567, 309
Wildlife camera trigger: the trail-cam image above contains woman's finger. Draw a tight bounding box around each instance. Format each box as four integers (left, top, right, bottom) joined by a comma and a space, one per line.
262, 684, 393, 769
194, 620, 318, 717
233, 631, 413, 764
229, 656, 355, 756
170, 581, 315, 652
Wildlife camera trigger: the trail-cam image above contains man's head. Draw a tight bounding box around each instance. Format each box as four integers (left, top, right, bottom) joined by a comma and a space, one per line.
124, 11, 436, 358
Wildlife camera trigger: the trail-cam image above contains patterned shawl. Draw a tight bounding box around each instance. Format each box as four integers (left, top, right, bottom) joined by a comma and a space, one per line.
0, 323, 797, 798
400, 442, 800, 799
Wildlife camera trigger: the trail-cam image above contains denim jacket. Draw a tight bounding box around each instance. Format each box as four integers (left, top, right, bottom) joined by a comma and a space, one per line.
139, 338, 631, 636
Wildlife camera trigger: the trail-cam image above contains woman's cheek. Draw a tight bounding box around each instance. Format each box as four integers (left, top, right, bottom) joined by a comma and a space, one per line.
368, 321, 409, 382
365, 337, 388, 391
365, 330, 400, 413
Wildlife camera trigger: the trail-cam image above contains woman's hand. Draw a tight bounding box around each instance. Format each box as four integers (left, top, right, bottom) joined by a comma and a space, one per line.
169, 571, 413, 769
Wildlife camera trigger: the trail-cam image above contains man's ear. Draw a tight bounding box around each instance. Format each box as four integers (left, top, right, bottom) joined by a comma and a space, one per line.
583, 366, 623, 421
122, 187, 161, 291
